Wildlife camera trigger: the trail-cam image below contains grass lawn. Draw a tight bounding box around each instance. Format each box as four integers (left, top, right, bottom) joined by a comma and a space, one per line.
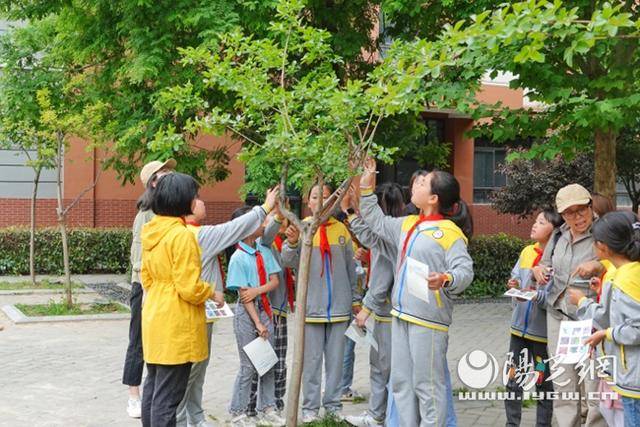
15, 300, 129, 316
0, 280, 84, 291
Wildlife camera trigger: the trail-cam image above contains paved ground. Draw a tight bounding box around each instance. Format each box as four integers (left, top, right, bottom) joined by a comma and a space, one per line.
0, 278, 538, 426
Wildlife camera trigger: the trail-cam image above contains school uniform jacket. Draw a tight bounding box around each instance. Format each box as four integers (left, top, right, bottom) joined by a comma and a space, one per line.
281, 217, 359, 323
347, 214, 394, 321
509, 244, 548, 343
359, 190, 474, 333
604, 263, 640, 398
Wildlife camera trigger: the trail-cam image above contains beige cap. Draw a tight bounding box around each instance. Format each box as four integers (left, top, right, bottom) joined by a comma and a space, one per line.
556, 184, 591, 213
140, 158, 177, 187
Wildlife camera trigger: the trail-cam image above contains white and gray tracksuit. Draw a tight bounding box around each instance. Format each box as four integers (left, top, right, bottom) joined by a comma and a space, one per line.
509, 244, 548, 343
347, 214, 394, 422
578, 262, 640, 399
360, 191, 474, 427
176, 205, 267, 427
281, 217, 359, 417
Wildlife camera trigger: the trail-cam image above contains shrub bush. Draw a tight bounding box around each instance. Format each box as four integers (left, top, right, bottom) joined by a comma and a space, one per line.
464, 233, 528, 298
0, 227, 132, 275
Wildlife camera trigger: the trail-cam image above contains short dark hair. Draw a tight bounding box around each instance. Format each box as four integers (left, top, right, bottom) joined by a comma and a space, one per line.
593, 211, 640, 261
231, 205, 254, 220
151, 172, 199, 217
541, 209, 564, 229
376, 182, 405, 217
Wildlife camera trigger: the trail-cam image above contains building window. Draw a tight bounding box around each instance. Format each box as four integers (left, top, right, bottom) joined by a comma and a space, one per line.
0, 148, 59, 198
473, 145, 506, 204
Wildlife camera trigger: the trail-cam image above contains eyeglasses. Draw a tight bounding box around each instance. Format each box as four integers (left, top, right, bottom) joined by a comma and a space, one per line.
562, 205, 590, 220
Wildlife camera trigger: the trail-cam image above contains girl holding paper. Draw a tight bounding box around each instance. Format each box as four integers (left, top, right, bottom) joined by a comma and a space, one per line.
504, 209, 563, 427
226, 206, 285, 427
358, 158, 474, 427
569, 211, 640, 427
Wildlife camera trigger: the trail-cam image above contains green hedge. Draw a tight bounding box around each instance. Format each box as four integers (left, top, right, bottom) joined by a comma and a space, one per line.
465, 233, 527, 298
0, 227, 131, 275
0, 227, 527, 299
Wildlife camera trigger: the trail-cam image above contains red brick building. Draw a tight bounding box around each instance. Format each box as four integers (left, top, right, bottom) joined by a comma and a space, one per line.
0, 77, 542, 238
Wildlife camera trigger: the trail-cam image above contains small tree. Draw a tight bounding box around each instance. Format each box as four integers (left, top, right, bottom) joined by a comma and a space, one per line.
491, 150, 594, 217
0, 20, 61, 286
157, 0, 485, 423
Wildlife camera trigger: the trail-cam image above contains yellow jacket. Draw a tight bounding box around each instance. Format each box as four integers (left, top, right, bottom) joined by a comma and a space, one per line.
141, 215, 213, 364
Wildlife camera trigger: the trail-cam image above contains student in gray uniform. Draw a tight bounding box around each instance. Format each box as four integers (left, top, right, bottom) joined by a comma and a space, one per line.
504, 209, 563, 427
176, 188, 278, 427
246, 213, 294, 417
281, 183, 359, 423
358, 159, 474, 427
569, 211, 640, 427
226, 206, 285, 427
342, 182, 404, 427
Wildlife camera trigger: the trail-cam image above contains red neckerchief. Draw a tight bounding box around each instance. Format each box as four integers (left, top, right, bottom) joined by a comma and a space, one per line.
236, 243, 272, 318
319, 221, 333, 277
185, 219, 200, 227
274, 235, 296, 312
398, 213, 444, 270
533, 246, 543, 268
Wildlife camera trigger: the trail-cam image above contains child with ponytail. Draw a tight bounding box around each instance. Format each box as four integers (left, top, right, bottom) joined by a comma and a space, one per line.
358, 158, 474, 426
569, 211, 640, 426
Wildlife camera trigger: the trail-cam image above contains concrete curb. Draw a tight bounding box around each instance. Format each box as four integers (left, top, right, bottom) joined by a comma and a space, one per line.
0, 288, 95, 296
1, 303, 130, 324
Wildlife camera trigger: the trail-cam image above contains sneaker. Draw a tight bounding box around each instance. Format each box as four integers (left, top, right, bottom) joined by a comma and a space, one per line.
325, 409, 344, 421
230, 414, 257, 427
259, 408, 286, 426
126, 397, 141, 418
345, 412, 384, 426
340, 388, 364, 402
301, 411, 319, 424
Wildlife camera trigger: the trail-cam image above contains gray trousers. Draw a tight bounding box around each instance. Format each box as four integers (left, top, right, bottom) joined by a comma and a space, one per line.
228, 302, 276, 415
302, 321, 349, 417
391, 317, 449, 427
369, 319, 392, 422
546, 309, 606, 427
176, 323, 214, 427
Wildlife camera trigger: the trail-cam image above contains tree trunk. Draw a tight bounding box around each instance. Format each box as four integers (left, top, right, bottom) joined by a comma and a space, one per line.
54, 135, 73, 308
633, 200, 639, 216
286, 228, 314, 427
594, 129, 618, 207
59, 218, 72, 307
29, 168, 41, 287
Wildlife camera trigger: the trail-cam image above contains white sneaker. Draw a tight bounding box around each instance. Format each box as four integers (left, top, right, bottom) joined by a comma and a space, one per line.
301, 411, 319, 424
345, 412, 384, 426
259, 408, 286, 426
231, 414, 257, 427
127, 397, 141, 418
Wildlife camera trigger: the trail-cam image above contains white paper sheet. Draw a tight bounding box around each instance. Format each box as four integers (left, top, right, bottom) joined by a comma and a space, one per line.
555, 319, 593, 364
405, 256, 430, 303
205, 301, 234, 321
243, 336, 278, 377
503, 288, 537, 301
345, 317, 378, 352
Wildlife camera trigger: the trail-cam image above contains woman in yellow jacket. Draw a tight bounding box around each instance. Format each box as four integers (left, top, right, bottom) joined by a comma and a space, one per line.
140, 172, 215, 427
